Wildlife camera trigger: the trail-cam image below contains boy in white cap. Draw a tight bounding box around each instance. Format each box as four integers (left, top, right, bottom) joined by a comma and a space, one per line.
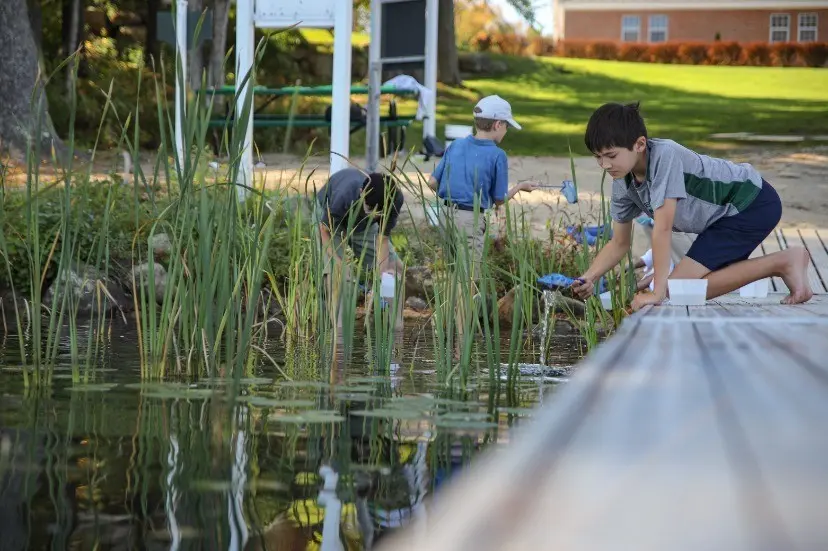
426, 95, 537, 358
427, 95, 537, 268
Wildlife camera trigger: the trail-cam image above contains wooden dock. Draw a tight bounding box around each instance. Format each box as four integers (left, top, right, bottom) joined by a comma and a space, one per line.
380, 293, 828, 551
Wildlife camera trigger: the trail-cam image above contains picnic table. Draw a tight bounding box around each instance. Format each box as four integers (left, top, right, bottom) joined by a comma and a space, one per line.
203, 84, 417, 142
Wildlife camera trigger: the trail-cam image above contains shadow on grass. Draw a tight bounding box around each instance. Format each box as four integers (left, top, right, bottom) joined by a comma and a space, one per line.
436, 55, 828, 157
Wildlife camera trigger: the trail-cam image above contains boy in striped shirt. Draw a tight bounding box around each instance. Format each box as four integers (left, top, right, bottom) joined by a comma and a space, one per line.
571, 102, 812, 309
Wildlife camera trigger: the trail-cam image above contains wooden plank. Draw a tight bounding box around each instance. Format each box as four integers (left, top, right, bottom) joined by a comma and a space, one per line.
779, 228, 823, 295
798, 229, 828, 293
382, 296, 828, 551
514, 321, 760, 551
691, 320, 828, 546
760, 231, 788, 293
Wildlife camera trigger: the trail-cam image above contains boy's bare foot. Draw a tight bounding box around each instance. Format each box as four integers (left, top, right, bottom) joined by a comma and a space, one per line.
779, 246, 814, 305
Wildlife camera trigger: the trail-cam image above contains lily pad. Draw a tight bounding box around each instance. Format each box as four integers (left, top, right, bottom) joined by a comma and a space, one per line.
143, 388, 217, 400
334, 393, 376, 403
268, 410, 345, 424
499, 407, 535, 416
238, 397, 316, 408
434, 419, 497, 430
66, 383, 118, 392
437, 411, 490, 421
351, 408, 425, 420
333, 385, 376, 393
275, 381, 331, 389
124, 382, 192, 391
346, 376, 393, 384
201, 377, 273, 386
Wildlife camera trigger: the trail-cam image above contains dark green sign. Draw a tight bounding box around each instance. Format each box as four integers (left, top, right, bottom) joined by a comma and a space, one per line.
157, 10, 214, 48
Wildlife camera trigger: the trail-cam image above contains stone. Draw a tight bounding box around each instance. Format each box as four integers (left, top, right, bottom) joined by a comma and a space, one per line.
404, 266, 434, 300
150, 233, 172, 263
131, 262, 168, 305
404, 296, 428, 312
43, 262, 131, 317
497, 285, 585, 328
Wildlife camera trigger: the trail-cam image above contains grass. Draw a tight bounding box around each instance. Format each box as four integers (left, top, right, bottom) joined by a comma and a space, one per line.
410, 55, 828, 157
3, 36, 628, 399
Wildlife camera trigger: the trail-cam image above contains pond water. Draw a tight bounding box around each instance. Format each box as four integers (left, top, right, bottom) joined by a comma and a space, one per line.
0, 320, 585, 551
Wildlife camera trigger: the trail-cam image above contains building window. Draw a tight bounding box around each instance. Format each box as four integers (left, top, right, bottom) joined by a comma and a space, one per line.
622, 15, 641, 42
649, 15, 669, 43
769, 13, 790, 43
799, 13, 818, 42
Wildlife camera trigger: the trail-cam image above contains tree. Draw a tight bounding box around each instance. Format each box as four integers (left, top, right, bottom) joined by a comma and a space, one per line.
208, 0, 230, 90
0, 0, 62, 158
438, 0, 461, 85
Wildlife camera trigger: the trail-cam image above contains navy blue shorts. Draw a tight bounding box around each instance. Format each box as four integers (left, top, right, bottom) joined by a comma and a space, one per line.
686, 180, 782, 271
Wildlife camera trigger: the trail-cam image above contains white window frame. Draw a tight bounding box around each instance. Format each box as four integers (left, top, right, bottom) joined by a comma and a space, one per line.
769, 13, 790, 43
798, 12, 818, 42
621, 15, 641, 42
648, 14, 669, 43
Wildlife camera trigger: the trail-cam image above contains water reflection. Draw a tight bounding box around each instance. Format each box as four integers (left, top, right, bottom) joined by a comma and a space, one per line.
0, 323, 583, 550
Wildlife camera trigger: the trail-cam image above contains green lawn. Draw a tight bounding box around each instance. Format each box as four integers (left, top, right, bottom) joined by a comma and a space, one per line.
418, 56, 828, 157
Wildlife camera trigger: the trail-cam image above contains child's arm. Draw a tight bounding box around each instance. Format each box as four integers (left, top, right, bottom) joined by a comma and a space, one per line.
426, 153, 447, 193
502, 180, 539, 203
490, 155, 539, 207
572, 221, 633, 298
649, 198, 677, 299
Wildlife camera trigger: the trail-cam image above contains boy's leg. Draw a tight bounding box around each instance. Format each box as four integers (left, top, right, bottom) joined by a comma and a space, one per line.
670, 249, 813, 303
352, 224, 405, 331
668, 180, 812, 304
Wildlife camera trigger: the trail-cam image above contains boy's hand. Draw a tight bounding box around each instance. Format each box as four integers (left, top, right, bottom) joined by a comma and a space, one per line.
518, 180, 540, 192
631, 290, 666, 311
571, 277, 594, 299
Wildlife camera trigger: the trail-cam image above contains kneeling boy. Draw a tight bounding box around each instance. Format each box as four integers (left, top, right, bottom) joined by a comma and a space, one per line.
572, 102, 812, 309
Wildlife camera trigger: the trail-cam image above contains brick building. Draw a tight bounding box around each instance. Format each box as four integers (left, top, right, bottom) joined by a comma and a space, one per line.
554, 0, 828, 43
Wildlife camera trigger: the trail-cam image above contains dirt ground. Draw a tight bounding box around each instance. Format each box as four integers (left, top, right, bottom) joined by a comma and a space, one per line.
249, 145, 828, 257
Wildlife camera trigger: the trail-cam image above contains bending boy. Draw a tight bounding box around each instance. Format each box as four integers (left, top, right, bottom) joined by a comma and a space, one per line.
317, 169, 405, 328
572, 102, 812, 309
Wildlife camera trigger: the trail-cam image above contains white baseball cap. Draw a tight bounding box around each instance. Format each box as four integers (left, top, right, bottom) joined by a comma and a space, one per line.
473, 95, 522, 130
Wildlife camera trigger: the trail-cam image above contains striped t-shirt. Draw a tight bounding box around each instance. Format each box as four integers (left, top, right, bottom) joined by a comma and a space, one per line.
610, 138, 763, 234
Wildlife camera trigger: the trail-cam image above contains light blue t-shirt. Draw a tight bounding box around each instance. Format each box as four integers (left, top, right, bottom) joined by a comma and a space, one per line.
432, 135, 509, 210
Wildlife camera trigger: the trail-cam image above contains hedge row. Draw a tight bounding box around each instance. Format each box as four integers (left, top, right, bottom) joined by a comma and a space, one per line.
471, 31, 556, 57
555, 40, 828, 67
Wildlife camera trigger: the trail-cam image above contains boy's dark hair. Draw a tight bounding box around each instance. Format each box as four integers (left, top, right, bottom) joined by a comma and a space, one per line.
584, 102, 647, 153
363, 172, 397, 211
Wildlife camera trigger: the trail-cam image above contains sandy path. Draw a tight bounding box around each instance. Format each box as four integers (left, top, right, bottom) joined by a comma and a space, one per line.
9, 144, 827, 258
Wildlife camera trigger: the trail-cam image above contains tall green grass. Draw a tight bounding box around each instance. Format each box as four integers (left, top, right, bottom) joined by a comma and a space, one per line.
0, 27, 633, 393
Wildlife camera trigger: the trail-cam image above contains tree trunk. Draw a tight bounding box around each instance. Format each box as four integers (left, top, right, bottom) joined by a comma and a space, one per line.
145, 0, 160, 67
437, 0, 461, 85
208, 0, 230, 89
64, 0, 83, 97
0, 0, 62, 158
188, 0, 204, 91
27, 0, 43, 51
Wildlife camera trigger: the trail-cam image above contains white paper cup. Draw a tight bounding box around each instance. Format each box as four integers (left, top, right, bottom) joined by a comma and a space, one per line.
668, 279, 708, 306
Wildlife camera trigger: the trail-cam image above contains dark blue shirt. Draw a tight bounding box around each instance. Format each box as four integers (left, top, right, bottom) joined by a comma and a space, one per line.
432, 135, 509, 210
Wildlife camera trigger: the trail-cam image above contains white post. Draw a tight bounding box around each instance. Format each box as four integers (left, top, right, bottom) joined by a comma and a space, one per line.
365, 0, 382, 172
235, 0, 255, 201
423, 0, 439, 139
175, 0, 188, 170
330, 0, 354, 174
